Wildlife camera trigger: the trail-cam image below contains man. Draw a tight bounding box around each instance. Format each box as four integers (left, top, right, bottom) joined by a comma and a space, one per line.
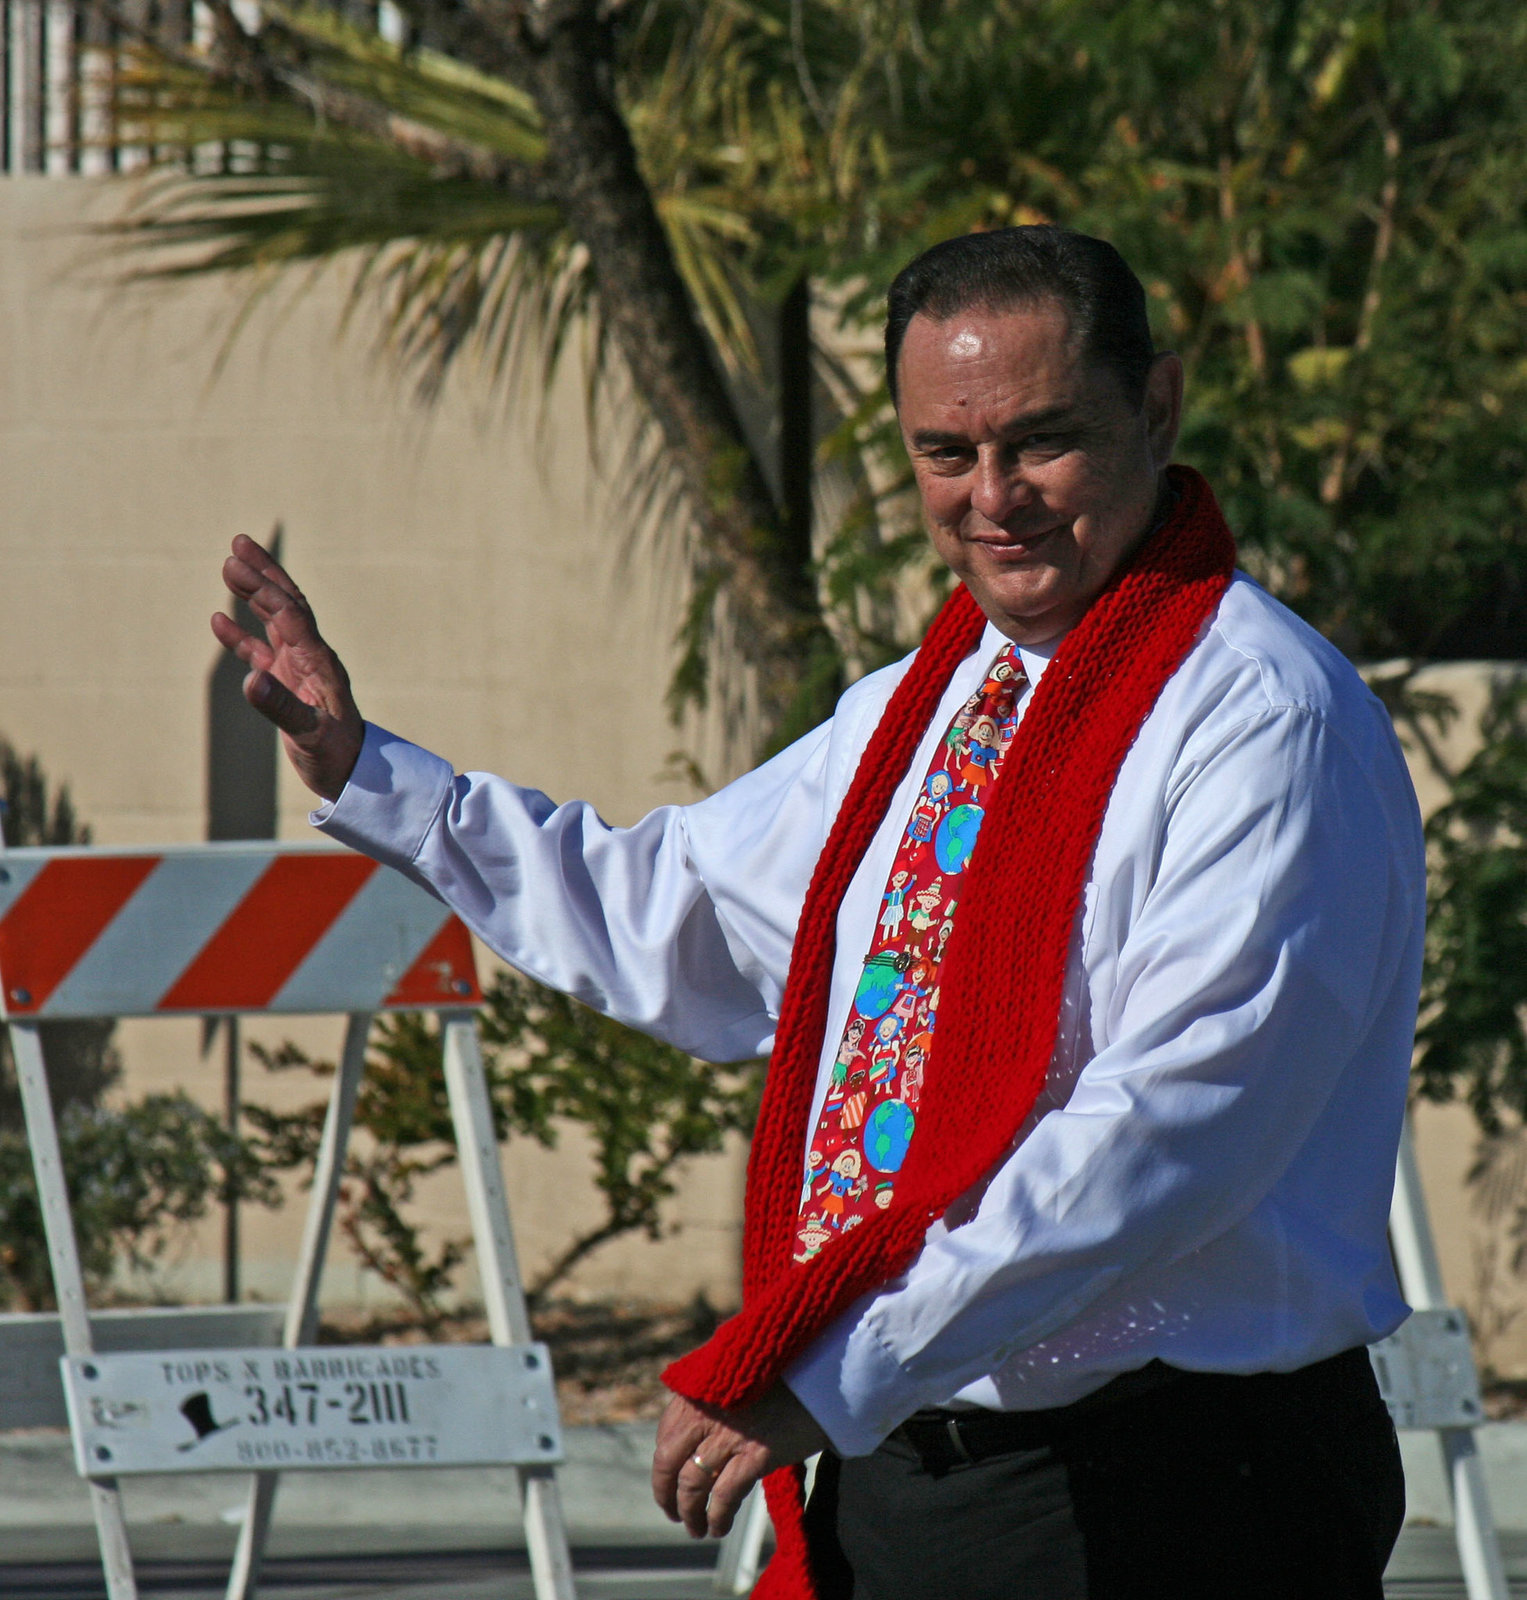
213, 227, 1422, 1598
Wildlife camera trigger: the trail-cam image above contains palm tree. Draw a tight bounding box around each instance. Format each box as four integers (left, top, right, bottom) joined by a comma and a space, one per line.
96, 0, 1527, 692
102, 0, 858, 756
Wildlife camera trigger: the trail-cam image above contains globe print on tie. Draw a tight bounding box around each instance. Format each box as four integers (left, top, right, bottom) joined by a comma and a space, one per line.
864, 1099, 915, 1173
933, 804, 983, 874
795, 645, 1028, 1264
853, 953, 903, 1020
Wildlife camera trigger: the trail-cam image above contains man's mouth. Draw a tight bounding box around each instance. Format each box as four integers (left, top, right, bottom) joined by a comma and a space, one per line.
968, 524, 1065, 558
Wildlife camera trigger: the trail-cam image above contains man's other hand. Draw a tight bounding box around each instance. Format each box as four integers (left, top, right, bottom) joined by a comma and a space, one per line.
652, 1384, 830, 1539
211, 535, 364, 801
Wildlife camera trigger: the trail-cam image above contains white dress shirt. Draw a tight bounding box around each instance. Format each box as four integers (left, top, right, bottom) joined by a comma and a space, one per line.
317, 572, 1425, 1458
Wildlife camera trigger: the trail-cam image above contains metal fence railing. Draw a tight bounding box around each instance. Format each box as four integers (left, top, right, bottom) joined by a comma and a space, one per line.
2, 0, 401, 176
2, 0, 202, 175
8, 0, 101, 174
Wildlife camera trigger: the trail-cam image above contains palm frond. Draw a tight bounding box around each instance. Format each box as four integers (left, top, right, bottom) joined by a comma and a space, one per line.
266, 4, 545, 162
363, 229, 600, 406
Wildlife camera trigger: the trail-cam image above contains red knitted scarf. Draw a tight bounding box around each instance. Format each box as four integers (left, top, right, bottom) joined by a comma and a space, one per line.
664, 466, 1237, 1598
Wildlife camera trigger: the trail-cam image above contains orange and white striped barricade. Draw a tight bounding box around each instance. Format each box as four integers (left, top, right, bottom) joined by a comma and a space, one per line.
0, 842, 577, 1600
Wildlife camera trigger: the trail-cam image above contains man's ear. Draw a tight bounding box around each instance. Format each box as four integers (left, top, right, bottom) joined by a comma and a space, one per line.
1144, 352, 1184, 468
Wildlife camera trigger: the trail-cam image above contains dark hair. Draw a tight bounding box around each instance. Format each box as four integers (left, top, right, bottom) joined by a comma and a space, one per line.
884, 226, 1156, 408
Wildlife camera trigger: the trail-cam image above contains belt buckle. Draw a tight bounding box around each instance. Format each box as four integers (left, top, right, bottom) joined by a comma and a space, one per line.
943, 1415, 975, 1466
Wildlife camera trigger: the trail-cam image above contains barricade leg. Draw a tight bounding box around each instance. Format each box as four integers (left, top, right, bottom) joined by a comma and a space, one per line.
226, 1011, 373, 1600
1442, 1429, 1512, 1600
713, 1484, 771, 1594
11, 1020, 139, 1600
441, 1013, 577, 1600
1390, 1113, 1510, 1600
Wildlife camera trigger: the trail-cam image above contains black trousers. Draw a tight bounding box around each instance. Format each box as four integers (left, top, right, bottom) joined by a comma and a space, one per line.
801, 1348, 1405, 1600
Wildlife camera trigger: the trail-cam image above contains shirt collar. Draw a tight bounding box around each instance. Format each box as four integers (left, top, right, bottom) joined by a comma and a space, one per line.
978, 621, 1068, 686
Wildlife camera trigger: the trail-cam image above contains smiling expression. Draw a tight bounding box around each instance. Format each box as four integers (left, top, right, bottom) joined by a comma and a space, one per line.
896, 300, 1182, 645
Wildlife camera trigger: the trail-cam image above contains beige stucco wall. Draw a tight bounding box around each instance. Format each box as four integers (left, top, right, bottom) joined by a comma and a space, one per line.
0, 174, 745, 1311
1383, 662, 1527, 1376
4, 175, 1526, 1366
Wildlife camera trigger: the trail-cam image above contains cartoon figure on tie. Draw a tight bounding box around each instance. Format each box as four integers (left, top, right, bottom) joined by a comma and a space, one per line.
891, 958, 931, 1029
905, 770, 953, 854
907, 876, 943, 937
838, 1067, 869, 1135
832, 1017, 866, 1091
794, 1221, 831, 1263
932, 916, 956, 963
902, 1033, 931, 1108
816, 1148, 866, 1228
814, 1109, 845, 1159
820, 1050, 852, 1142
868, 1013, 903, 1091
943, 697, 979, 772
880, 870, 912, 939
960, 714, 1002, 793
801, 1147, 827, 1210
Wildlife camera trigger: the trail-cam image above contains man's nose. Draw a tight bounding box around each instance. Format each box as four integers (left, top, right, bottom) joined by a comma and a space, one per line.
968, 449, 1033, 524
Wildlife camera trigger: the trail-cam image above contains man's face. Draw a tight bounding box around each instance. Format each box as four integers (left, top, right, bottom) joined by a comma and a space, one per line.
896, 299, 1182, 645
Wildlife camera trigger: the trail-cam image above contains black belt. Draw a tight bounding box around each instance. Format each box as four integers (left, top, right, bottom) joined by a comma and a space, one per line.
892, 1360, 1185, 1472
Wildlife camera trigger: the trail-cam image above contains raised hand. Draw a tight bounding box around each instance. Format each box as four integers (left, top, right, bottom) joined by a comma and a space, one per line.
211, 535, 365, 801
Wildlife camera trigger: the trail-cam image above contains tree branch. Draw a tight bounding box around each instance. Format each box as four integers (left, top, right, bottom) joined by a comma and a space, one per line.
525, 1212, 634, 1308
488, 0, 836, 731
1321, 114, 1400, 507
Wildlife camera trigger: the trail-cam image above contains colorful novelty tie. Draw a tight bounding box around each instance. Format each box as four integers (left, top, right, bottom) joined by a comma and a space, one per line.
794, 645, 1028, 1263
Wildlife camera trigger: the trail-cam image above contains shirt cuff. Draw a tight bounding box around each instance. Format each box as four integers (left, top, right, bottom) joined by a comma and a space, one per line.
311, 723, 455, 869
781, 1294, 915, 1459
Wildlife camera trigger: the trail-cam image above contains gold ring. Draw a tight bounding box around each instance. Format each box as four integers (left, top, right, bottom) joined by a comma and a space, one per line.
692, 1453, 715, 1475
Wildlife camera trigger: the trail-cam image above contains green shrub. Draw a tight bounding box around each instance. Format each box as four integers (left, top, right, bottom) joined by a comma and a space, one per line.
1416, 679, 1527, 1130
249, 972, 763, 1324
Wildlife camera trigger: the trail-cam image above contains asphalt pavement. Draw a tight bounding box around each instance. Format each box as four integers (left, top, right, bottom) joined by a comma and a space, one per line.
9, 1424, 1527, 1597
0, 1547, 722, 1599
0, 1423, 724, 1597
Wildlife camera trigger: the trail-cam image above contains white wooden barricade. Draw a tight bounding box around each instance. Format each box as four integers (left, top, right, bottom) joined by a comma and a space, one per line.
0, 842, 578, 1600
1374, 1112, 1510, 1600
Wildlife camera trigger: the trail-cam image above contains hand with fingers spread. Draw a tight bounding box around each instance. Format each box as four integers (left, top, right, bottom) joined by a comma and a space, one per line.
651, 1384, 829, 1540
211, 534, 366, 801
